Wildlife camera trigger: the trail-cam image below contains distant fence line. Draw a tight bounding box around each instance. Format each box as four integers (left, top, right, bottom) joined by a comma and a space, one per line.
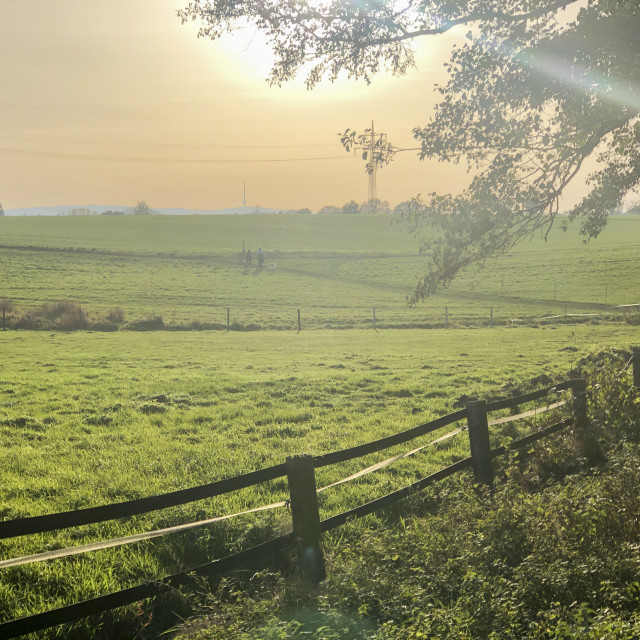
1, 351, 639, 637
2, 300, 640, 333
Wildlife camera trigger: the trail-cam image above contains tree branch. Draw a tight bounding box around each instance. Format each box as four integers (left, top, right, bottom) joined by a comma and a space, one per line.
357, 0, 581, 47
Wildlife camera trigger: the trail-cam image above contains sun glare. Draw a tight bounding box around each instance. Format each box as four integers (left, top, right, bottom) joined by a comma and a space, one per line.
222, 29, 276, 79
220, 0, 335, 79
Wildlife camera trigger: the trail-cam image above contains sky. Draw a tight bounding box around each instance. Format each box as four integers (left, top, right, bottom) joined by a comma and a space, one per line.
0, 0, 586, 212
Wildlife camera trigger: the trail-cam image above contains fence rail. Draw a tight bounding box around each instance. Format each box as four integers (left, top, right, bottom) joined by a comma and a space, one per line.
2, 352, 639, 639
0, 463, 288, 540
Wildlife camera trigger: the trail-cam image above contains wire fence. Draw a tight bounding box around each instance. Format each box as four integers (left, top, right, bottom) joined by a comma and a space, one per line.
2, 300, 640, 333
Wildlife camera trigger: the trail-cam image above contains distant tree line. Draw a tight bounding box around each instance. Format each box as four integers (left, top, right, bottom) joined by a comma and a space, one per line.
60, 201, 156, 216
317, 199, 392, 214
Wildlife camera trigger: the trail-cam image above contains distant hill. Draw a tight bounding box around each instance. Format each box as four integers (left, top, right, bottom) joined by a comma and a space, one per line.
5, 205, 290, 217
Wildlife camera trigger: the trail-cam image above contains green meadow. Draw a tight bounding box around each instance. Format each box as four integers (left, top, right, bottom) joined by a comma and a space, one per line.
1, 214, 639, 329
1, 325, 639, 637
0, 213, 639, 637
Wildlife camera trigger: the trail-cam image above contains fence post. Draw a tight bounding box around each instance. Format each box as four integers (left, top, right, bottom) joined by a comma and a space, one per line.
373, 306, 376, 330
227, 308, 230, 332
297, 309, 301, 333
286, 455, 326, 584
2, 306, 5, 331
466, 400, 493, 485
633, 347, 640, 389
572, 378, 604, 464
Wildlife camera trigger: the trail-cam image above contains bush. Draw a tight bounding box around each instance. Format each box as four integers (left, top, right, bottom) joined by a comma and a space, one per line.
106, 307, 125, 323
14, 300, 88, 330
123, 315, 165, 331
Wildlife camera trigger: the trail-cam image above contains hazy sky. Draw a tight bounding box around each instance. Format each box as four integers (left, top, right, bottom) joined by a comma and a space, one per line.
0, 0, 585, 212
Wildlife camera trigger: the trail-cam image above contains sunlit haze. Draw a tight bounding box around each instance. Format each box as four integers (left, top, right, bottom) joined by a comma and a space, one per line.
0, 0, 587, 212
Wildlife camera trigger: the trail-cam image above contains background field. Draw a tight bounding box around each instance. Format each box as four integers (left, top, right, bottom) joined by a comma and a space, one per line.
1, 212, 640, 636
1, 214, 640, 329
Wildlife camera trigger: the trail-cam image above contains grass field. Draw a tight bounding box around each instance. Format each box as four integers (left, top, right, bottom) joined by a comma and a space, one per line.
1, 214, 639, 329
1, 212, 640, 637
1, 325, 639, 637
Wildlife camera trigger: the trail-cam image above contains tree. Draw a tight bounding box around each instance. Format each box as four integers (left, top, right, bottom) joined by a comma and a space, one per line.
131, 201, 156, 216
360, 199, 391, 214
318, 205, 340, 215
180, 0, 640, 299
341, 200, 360, 214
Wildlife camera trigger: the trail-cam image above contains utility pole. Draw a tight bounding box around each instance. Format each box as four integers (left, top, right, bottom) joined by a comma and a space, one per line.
242, 180, 247, 208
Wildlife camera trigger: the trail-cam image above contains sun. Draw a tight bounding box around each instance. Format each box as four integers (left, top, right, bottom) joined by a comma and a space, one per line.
222, 29, 276, 79
220, 0, 333, 79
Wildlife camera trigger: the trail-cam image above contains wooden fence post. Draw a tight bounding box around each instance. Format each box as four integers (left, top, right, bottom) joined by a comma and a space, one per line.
372, 306, 376, 330
633, 347, 640, 389
572, 378, 605, 464
466, 400, 493, 485
297, 309, 301, 333
286, 455, 326, 584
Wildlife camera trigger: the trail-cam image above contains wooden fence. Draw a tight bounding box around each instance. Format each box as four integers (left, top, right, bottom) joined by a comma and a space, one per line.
1, 351, 639, 638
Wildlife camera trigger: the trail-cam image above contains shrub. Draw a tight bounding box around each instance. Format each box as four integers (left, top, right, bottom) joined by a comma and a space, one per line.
13, 300, 88, 330
106, 307, 125, 323
123, 315, 165, 331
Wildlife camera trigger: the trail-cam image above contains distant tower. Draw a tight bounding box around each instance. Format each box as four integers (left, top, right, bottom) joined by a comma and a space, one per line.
360, 121, 386, 213
243, 180, 247, 208
367, 121, 377, 212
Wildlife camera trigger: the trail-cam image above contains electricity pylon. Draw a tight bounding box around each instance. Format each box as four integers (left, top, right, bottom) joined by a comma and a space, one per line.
361, 121, 387, 213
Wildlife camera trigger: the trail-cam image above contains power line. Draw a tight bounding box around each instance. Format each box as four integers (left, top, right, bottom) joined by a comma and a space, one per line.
0, 102, 288, 127
0, 132, 338, 151
0, 147, 354, 165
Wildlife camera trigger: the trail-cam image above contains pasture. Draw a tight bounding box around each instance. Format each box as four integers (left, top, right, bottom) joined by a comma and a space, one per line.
0, 212, 640, 637
1, 325, 639, 637
1, 214, 639, 329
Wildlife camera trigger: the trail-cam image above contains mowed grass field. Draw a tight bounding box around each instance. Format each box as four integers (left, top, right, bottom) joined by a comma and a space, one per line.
1, 213, 640, 637
1, 214, 640, 329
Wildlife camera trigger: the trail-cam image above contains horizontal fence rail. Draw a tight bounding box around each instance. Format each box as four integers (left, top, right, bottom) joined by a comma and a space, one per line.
485, 380, 575, 412
313, 409, 467, 467
4, 365, 630, 639
0, 463, 287, 540
0, 534, 294, 639
320, 457, 475, 533
0, 428, 470, 571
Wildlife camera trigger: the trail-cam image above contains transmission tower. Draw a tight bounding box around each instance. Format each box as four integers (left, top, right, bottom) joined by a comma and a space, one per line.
362, 121, 387, 213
